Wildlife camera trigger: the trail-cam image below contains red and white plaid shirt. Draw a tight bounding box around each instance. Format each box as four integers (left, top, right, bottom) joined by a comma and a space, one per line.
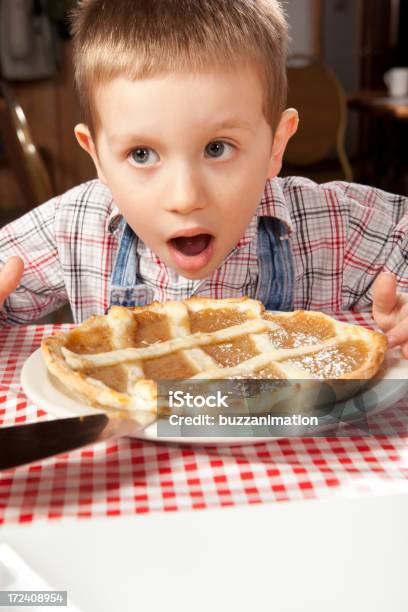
0, 176, 407, 325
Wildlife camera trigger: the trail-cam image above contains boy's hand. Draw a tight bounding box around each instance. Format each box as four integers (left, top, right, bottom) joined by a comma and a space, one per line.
372, 271, 408, 359
0, 256, 24, 309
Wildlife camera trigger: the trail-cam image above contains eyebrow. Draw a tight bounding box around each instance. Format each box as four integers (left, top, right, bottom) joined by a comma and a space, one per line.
109, 118, 253, 145
210, 118, 253, 131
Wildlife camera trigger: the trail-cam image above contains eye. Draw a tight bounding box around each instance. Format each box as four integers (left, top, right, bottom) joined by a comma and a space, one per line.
128, 147, 159, 166
205, 141, 236, 159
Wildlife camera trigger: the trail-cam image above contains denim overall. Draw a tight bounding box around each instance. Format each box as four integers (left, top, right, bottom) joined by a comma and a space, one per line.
109, 217, 294, 311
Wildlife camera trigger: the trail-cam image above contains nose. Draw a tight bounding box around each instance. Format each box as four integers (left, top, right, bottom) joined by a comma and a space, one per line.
163, 162, 206, 215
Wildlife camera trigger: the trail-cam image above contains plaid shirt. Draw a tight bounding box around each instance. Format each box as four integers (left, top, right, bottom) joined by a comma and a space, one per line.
0, 176, 407, 325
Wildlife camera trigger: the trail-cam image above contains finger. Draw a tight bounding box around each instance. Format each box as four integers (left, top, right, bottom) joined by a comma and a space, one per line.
372, 272, 398, 316
402, 342, 408, 360
385, 318, 408, 349
0, 257, 24, 306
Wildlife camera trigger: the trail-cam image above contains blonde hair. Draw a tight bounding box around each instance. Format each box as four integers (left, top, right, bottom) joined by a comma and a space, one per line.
70, 0, 288, 137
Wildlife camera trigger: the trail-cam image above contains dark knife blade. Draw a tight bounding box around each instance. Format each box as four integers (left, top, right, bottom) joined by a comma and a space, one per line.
0, 413, 153, 471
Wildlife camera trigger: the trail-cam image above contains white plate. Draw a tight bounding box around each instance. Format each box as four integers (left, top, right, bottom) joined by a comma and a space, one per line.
21, 347, 408, 446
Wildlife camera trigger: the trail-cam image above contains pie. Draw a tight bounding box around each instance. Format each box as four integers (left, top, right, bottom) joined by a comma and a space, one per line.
41, 297, 387, 418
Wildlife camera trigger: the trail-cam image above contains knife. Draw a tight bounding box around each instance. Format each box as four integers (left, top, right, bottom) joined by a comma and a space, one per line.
0, 412, 156, 471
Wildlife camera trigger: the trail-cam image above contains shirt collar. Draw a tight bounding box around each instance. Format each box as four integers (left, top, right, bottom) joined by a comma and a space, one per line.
258, 177, 293, 235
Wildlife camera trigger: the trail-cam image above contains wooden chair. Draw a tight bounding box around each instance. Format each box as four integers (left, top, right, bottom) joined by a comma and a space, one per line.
281, 55, 353, 183
0, 81, 71, 323
0, 80, 54, 208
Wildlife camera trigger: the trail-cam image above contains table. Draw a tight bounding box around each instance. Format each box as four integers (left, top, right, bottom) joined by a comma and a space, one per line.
347, 90, 408, 120
1, 316, 408, 610
347, 90, 408, 194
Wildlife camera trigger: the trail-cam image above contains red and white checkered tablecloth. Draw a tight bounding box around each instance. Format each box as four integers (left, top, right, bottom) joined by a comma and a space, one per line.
1, 312, 408, 525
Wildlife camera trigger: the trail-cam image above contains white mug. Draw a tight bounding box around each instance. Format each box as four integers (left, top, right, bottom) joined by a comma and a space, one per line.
384, 67, 408, 98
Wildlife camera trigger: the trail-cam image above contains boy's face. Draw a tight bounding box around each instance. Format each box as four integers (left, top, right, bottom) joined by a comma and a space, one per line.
76, 64, 297, 279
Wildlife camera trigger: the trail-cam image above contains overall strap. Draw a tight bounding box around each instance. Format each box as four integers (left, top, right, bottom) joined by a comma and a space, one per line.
256, 217, 294, 311
109, 221, 154, 307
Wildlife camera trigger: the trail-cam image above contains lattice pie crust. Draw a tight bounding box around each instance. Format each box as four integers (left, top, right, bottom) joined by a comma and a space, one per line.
41, 298, 387, 417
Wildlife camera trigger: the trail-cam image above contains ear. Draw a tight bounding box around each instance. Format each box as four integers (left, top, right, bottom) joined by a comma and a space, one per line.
267, 109, 299, 178
74, 123, 107, 184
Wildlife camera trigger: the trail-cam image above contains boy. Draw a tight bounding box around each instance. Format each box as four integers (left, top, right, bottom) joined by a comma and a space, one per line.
0, 0, 407, 358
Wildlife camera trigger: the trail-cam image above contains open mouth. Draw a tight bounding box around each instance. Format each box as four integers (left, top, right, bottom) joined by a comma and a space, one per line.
170, 234, 211, 256
167, 232, 215, 273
